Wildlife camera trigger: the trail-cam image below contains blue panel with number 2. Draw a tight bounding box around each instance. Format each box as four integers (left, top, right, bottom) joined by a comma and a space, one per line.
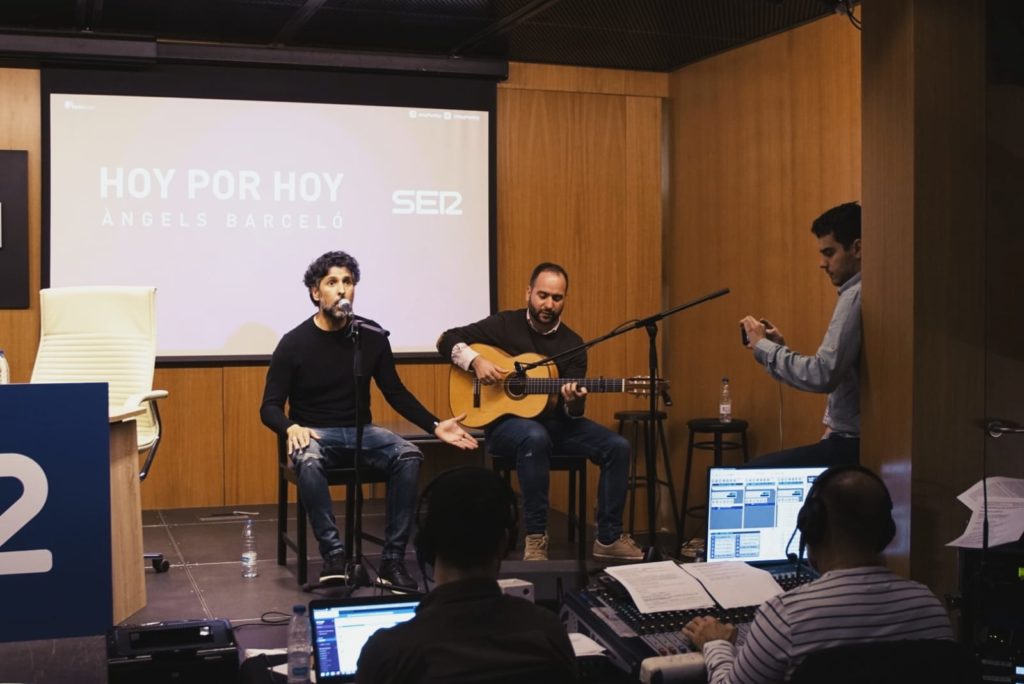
0, 383, 112, 642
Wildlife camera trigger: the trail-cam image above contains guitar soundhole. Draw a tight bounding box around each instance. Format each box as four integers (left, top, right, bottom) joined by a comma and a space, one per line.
505, 376, 526, 399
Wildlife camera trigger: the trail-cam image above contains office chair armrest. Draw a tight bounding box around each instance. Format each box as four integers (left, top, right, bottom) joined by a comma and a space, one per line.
122, 389, 169, 411
128, 390, 168, 482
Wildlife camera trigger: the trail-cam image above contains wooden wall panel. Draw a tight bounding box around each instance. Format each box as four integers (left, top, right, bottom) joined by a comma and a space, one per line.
142, 367, 225, 508
986, 85, 1024, 482
505, 62, 668, 97
668, 16, 862, 538
224, 365, 278, 505
0, 69, 41, 382
859, 0, 916, 576
862, 0, 986, 593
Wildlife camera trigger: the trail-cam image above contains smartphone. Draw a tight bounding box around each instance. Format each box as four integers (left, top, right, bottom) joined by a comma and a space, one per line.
741, 319, 772, 347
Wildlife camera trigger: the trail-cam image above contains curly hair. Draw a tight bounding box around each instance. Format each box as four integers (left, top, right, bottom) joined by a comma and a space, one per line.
302, 251, 360, 307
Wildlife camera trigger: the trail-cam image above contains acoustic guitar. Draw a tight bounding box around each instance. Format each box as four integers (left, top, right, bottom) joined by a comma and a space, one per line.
449, 343, 669, 428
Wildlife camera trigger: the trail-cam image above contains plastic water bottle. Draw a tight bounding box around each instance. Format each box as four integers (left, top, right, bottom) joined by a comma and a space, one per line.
719, 377, 732, 423
241, 518, 258, 578
0, 350, 9, 384
287, 604, 311, 684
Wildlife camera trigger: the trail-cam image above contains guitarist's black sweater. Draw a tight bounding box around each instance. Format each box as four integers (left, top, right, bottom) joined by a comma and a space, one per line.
261, 316, 438, 436
437, 309, 588, 416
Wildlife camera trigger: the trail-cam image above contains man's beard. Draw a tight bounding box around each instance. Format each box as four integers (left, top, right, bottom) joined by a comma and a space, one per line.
324, 300, 349, 321
529, 304, 559, 325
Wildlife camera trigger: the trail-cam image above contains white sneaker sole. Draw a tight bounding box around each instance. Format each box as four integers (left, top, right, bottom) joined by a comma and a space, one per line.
592, 549, 644, 561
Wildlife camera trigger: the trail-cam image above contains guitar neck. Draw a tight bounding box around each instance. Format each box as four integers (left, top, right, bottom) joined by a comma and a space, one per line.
491, 377, 629, 394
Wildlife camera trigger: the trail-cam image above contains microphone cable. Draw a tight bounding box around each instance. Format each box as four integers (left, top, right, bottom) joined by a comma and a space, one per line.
776, 379, 785, 449
784, 524, 801, 585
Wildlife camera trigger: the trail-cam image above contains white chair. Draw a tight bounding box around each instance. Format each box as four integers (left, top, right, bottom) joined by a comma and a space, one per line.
31, 286, 171, 571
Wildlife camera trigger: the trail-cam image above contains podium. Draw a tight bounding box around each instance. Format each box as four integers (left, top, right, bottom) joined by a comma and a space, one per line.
108, 407, 147, 623
0, 382, 145, 642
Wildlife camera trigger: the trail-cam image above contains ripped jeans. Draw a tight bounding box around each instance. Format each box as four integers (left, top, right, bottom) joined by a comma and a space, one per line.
291, 425, 422, 561
486, 414, 630, 545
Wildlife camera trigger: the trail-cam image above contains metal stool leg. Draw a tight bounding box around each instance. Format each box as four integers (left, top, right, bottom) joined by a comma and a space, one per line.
277, 474, 288, 566
627, 419, 642, 536
680, 428, 696, 539
297, 498, 308, 586
568, 467, 577, 543
656, 419, 681, 544
577, 465, 587, 561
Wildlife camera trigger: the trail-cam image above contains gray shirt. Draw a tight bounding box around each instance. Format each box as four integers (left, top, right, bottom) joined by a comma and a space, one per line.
752, 272, 861, 435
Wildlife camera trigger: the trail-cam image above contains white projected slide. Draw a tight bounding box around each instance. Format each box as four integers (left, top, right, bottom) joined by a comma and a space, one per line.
49, 93, 490, 357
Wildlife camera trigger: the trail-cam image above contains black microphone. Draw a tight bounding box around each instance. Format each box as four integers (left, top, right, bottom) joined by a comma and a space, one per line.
339, 299, 391, 337
785, 524, 801, 583
351, 319, 390, 337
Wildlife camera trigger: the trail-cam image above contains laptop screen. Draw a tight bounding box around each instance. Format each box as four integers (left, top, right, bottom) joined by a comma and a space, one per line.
310, 596, 420, 682
705, 465, 827, 564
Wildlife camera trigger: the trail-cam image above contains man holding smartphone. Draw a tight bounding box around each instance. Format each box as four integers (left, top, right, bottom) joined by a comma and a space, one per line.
739, 202, 862, 468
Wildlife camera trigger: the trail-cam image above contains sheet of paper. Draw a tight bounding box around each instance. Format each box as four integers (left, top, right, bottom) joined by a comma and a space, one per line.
604, 561, 715, 614
569, 632, 606, 656
957, 477, 1024, 509
947, 500, 1024, 548
681, 562, 783, 609
949, 477, 1024, 548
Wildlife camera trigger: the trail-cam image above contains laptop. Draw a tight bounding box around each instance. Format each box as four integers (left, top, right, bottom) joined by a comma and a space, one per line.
309, 595, 420, 683
705, 465, 827, 567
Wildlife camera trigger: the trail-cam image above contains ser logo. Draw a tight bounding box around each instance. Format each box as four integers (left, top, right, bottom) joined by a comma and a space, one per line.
392, 190, 463, 216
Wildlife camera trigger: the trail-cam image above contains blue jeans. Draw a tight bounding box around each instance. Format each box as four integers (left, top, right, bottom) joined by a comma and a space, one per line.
486, 414, 630, 544
292, 425, 422, 561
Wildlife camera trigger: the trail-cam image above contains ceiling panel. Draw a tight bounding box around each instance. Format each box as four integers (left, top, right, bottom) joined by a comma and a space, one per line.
0, 0, 855, 72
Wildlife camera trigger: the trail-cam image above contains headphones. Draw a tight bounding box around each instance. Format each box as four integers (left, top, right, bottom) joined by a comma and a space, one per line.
414, 466, 519, 586
797, 464, 896, 562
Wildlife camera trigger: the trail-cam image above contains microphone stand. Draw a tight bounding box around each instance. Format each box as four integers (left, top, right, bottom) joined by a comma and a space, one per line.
306, 317, 375, 594
346, 320, 372, 591
515, 287, 729, 548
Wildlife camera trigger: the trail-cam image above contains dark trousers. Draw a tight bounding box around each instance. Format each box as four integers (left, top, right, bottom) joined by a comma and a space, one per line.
742, 435, 859, 469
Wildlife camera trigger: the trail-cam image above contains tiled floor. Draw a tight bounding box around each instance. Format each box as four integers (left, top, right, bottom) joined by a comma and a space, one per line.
0, 496, 610, 683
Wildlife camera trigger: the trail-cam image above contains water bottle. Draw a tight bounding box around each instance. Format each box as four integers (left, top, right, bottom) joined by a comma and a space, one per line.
0, 350, 9, 384
287, 604, 311, 684
719, 377, 732, 423
241, 518, 258, 578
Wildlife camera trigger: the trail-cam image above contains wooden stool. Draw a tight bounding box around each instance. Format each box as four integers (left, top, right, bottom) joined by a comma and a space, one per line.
615, 410, 680, 543
679, 418, 749, 538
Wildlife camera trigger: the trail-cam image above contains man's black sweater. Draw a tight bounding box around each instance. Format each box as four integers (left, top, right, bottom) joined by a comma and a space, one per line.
260, 316, 437, 436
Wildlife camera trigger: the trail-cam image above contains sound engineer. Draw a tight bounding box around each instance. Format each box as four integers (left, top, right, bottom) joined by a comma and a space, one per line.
681, 465, 952, 684
356, 467, 578, 683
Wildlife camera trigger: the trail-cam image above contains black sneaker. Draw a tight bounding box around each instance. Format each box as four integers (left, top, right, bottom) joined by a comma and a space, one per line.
319, 553, 350, 584
375, 559, 418, 593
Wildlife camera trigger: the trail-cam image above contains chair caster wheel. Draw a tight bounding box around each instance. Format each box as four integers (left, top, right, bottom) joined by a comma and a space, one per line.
152, 558, 171, 572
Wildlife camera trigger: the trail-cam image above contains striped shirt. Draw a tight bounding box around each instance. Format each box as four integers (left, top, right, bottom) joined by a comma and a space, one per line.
702, 566, 953, 684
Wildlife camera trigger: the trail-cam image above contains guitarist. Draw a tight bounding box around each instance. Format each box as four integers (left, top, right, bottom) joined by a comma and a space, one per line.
438, 262, 643, 562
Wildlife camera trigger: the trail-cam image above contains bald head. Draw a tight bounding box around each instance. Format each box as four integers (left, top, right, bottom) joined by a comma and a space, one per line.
819, 468, 895, 553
